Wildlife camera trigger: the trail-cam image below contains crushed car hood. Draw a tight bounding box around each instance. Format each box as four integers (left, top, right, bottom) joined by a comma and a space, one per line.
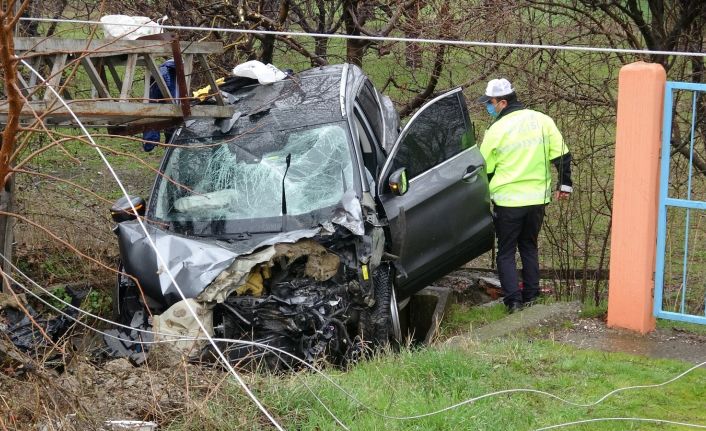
116, 222, 321, 304
116, 191, 365, 306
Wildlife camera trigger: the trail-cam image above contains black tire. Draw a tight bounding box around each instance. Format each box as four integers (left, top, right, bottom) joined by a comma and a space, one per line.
369, 264, 398, 346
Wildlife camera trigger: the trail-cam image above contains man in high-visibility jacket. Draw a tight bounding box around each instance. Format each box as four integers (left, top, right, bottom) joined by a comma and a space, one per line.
478, 78, 573, 313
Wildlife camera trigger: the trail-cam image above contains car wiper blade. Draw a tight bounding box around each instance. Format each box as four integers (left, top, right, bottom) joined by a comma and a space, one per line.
281, 153, 292, 232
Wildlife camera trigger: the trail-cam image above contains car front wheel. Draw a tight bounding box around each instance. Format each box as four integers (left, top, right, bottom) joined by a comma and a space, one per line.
368, 264, 400, 345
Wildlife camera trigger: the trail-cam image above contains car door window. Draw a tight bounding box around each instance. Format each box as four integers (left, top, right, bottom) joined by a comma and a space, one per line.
390, 91, 474, 179
353, 107, 382, 193
356, 81, 384, 144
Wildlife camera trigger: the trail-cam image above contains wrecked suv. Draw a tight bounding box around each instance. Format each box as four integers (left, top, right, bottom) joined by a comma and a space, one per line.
110, 64, 494, 364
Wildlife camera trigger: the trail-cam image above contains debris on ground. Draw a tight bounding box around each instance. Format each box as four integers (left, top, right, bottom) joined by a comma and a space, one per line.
478, 276, 503, 300
434, 270, 496, 304
0, 285, 86, 361
104, 420, 158, 430
102, 310, 152, 365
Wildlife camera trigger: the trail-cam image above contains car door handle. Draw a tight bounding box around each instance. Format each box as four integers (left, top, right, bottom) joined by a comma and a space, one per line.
462, 165, 482, 180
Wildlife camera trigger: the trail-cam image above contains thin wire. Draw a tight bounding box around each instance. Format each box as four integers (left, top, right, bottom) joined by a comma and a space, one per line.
534, 417, 706, 430
7, 262, 706, 424
16, 58, 284, 431
300, 378, 350, 431
19, 16, 706, 58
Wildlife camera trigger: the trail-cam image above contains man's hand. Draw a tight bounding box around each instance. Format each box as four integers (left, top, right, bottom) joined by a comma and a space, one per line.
554, 190, 571, 200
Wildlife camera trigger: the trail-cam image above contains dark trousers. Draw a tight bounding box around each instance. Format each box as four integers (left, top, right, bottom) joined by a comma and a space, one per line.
493, 204, 546, 306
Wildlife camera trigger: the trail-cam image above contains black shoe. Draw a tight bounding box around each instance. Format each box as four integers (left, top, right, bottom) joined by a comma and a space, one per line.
523, 297, 539, 308
522, 292, 542, 307
506, 301, 523, 314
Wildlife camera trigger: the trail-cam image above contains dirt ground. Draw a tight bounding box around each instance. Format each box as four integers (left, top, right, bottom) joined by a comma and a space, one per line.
0, 339, 225, 430
553, 317, 706, 364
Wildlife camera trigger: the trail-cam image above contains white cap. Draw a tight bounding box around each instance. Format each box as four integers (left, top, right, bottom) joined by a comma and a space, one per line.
478, 78, 515, 103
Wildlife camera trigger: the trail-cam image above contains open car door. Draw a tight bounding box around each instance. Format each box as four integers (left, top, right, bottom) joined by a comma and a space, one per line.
378, 88, 494, 299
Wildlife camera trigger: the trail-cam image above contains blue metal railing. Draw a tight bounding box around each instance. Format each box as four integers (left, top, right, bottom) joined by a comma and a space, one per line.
654, 81, 706, 325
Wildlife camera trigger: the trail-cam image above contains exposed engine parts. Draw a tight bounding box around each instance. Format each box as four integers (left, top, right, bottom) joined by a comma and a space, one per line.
210, 240, 384, 367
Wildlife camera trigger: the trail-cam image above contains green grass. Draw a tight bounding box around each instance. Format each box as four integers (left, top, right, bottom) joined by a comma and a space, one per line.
166, 339, 706, 430
39, 286, 111, 315
440, 302, 507, 337
442, 297, 606, 340
24, 129, 161, 167
580, 302, 608, 319
17, 128, 164, 201
434, 295, 610, 341
657, 319, 706, 336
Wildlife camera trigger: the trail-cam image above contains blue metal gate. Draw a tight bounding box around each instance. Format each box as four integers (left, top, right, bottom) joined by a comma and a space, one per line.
655, 81, 706, 325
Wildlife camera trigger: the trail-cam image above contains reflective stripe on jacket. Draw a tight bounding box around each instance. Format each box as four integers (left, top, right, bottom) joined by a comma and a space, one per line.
480, 109, 568, 207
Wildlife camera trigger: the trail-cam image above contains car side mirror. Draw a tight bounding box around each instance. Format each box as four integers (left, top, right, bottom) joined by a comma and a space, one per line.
388, 167, 408, 196
110, 196, 146, 223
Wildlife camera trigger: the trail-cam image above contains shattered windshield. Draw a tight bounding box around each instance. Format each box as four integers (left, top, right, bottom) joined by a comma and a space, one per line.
153, 122, 355, 234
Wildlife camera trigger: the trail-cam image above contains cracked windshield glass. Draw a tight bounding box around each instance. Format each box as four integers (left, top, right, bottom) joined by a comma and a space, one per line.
154, 122, 354, 232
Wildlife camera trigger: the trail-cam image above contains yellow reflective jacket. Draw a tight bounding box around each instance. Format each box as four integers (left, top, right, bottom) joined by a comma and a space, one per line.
480, 108, 568, 207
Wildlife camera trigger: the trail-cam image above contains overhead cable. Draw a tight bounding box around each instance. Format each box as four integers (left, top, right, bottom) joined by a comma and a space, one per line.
18, 16, 706, 58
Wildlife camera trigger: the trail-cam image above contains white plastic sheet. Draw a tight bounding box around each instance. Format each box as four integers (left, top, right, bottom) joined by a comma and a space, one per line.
232, 60, 287, 84
100, 15, 167, 40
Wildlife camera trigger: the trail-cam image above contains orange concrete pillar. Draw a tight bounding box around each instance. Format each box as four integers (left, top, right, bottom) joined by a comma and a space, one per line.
607, 62, 665, 333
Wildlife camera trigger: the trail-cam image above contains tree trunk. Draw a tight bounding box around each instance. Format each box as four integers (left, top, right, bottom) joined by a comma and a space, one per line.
343, 0, 365, 66
311, 0, 328, 66
346, 42, 365, 66
260, 35, 275, 64
313, 37, 328, 66
404, 0, 421, 68
0, 2, 27, 290
0, 179, 14, 291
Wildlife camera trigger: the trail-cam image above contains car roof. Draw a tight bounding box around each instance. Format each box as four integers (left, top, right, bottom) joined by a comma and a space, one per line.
223, 64, 368, 123
176, 64, 375, 142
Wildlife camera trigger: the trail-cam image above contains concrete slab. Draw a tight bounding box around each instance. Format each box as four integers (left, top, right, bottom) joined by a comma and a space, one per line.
399, 286, 454, 344
443, 302, 582, 348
